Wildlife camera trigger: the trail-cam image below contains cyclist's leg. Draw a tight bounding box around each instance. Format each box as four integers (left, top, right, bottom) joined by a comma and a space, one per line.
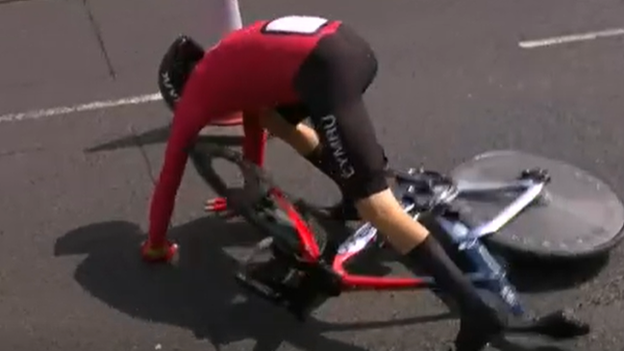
295, 23, 504, 351
262, 33, 382, 220
259, 108, 319, 156
255, 102, 362, 219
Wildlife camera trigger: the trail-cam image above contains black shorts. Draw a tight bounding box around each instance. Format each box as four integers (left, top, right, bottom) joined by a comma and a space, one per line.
276, 24, 388, 201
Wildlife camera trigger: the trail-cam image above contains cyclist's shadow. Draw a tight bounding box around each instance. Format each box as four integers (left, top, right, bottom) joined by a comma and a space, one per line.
54, 215, 449, 351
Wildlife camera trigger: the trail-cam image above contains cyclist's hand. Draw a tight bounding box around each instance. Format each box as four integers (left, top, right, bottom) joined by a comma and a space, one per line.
205, 197, 238, 218
140, 239, 179, 263
205, 197, 227, 212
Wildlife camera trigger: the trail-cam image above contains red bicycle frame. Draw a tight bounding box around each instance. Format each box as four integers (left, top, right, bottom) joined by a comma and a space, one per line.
270, 188, 432, 291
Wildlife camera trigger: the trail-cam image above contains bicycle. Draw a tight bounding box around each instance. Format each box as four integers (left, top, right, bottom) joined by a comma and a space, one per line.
187, 142, 592, 343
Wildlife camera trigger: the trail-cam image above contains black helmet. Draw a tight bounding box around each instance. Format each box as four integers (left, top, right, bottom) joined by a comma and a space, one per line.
157, 35, 205, 111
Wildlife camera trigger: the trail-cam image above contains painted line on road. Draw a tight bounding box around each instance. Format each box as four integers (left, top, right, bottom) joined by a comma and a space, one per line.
0, 93, 162, 124
519, 27, 624, 49
3, 26, 624, 123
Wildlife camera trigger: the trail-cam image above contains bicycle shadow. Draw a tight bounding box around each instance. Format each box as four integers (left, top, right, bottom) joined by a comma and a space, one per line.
53, 215, 451, 351
500, 254, 609, 294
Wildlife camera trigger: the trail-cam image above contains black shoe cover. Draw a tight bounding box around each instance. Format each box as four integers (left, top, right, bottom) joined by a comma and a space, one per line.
453, 309, 505, 351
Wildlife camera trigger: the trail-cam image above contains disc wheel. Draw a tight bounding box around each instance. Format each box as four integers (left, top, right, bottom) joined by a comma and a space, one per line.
450, 150, 624, 261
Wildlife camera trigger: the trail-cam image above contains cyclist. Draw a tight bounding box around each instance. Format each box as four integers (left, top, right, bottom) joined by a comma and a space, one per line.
145, 15, 505, 350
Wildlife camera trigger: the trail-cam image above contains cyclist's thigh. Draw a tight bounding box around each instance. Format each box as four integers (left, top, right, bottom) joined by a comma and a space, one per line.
293, 23, 388, 200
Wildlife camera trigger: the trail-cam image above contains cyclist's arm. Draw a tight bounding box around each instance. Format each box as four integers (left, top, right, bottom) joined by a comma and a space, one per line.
147, 72, 221, 244
147, 112, 206, 245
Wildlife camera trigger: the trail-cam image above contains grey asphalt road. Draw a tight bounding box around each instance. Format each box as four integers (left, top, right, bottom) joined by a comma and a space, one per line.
1, 0, 624, 350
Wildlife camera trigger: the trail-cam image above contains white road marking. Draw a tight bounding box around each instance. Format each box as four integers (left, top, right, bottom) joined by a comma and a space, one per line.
519, 27, 624, 49
0, 93, 162, 124
3, 27, 623, 123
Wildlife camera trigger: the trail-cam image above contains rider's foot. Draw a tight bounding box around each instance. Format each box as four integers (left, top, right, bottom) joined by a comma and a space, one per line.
403, 236, 507, 350
453, 307, 505, 351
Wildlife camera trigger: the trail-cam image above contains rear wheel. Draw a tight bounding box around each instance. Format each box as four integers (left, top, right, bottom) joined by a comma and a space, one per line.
450, 150, 624, 262
189, 142, 342, 319
188, 141, 329, 257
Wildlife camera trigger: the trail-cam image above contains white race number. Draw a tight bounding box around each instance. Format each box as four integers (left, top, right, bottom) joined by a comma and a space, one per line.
263, 16, 329, 35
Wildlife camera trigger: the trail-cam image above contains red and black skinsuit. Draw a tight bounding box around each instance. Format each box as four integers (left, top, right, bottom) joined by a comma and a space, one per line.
146, 16, 385, 254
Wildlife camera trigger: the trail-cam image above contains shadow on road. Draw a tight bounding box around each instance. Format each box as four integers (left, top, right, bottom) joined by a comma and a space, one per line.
84, 125, 245, 153
54, 215, 451, 351
493, 336, 579, 351
503, 254, 608, 294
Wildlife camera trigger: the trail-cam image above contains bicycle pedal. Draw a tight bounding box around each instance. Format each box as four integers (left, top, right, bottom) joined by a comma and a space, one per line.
235, 271, 290, 306
235, 270, 314, 320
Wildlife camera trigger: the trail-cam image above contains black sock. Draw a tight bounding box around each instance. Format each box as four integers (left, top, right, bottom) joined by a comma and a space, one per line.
405, 235, 500, 329
404, 235, 503, 349
405, 235, 504, 351
405, 236, 486, 310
